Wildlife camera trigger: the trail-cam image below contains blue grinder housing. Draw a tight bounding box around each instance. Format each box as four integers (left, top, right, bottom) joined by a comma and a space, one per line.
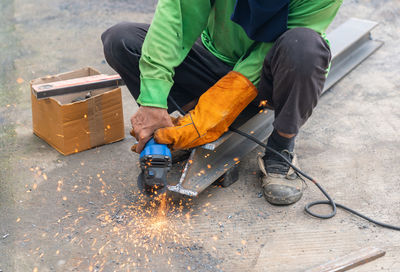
140, 138, 171, 159
139, 138, 172, 189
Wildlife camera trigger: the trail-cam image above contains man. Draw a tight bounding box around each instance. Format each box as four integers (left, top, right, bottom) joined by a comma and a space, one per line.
102, 0, 342, 205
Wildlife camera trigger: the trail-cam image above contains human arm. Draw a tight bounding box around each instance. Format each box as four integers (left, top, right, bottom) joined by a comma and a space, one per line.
131, 0, 212, 152
136, 0, 212, 108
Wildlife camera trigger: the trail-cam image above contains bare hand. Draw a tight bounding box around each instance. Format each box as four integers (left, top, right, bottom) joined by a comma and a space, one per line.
130, 106, 173, 153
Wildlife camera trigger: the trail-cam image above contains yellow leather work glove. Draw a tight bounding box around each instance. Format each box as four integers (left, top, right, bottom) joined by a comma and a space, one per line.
154, 71, 258, 150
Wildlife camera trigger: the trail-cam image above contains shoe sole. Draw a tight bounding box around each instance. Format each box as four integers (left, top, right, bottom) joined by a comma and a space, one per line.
263, 186, 303, 205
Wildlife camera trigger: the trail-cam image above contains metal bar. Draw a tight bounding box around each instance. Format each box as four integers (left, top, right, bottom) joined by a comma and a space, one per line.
305, 247, 385, 272
167, 150, 198, 196
324, 18, 383, 91
172, 18, 383, 196
168, 110, 274, 195
32, 74, 124, 99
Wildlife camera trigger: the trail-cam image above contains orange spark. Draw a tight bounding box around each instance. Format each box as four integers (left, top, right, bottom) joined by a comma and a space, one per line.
258, 100, 268, 107
57, 180, 63, 192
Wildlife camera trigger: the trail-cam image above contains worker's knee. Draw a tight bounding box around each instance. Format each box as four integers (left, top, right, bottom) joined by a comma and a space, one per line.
270, 27, 331, 79
101, 22, 142, 62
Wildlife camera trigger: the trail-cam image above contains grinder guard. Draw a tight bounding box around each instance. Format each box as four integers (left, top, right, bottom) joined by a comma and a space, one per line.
138, 139, 172, 195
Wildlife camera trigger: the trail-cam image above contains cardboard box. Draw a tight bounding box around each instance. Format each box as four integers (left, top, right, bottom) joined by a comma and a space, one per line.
30, 67, 124, 155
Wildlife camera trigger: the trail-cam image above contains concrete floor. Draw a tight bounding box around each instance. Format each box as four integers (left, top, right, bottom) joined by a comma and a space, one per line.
1, 0, 400, 271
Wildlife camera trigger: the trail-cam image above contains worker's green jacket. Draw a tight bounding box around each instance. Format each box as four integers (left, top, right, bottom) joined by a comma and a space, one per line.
137, 0, 343, 109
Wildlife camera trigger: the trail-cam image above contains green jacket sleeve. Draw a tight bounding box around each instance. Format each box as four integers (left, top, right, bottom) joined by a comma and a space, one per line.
233, 0, 342, 87
137, 0, 212, 108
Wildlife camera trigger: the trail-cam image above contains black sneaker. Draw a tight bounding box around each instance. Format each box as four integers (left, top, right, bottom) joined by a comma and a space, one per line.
257, 150, 304, 205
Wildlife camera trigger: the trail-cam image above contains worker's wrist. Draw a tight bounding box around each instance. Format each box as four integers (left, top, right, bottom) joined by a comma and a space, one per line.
137, 100, 168, 109
138, 78, 173, 109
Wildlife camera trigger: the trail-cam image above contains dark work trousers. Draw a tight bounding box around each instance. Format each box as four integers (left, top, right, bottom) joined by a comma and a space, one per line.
101, 22, 331, 135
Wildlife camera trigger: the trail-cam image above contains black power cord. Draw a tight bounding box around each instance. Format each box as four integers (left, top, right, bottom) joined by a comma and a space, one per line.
168, 96, 400, 231
230, 126, 400, 231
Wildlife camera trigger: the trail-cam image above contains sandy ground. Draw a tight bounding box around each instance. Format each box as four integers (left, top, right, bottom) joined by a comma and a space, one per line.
1, 0, 400, 271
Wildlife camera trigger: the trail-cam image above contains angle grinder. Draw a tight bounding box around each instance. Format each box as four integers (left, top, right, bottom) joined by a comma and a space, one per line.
138, 138, 172, 196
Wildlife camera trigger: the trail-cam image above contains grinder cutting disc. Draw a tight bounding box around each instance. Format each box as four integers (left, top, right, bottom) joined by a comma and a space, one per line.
137, 172, 167, 197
